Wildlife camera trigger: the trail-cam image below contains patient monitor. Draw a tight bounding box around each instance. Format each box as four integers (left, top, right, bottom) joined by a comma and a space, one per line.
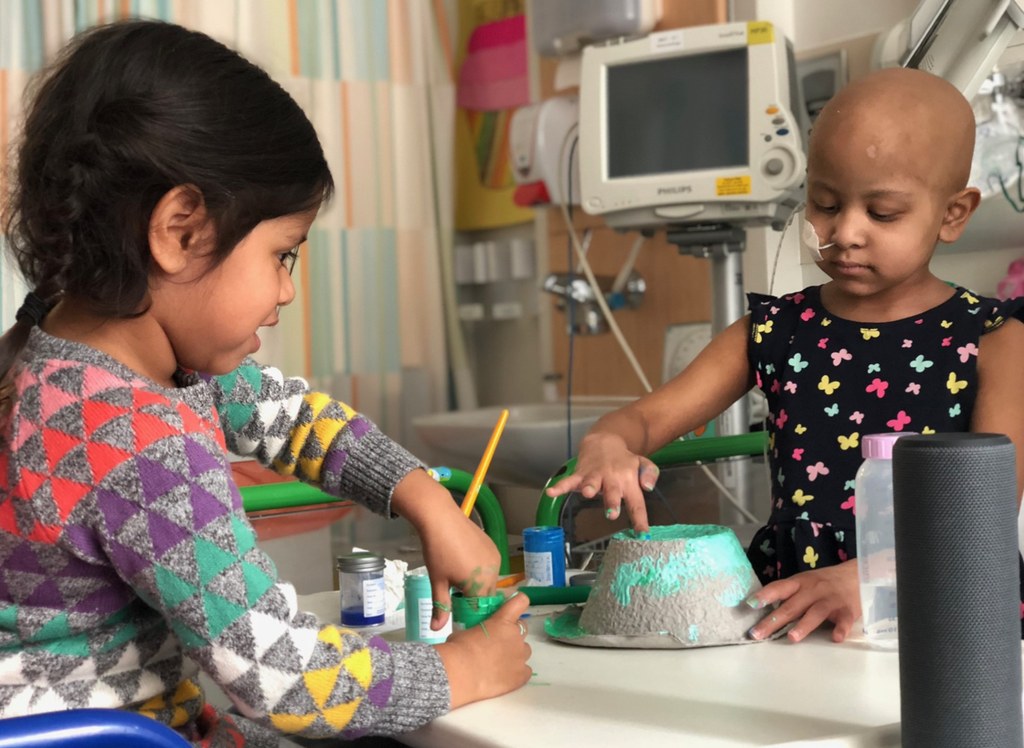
577, 21, 806, 233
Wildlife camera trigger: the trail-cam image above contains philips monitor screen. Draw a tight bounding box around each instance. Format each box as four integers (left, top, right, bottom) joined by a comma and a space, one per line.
607, 48, 749, 178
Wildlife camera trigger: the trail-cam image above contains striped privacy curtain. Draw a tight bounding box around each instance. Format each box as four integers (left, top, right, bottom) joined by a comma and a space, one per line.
0, 0, 464, 444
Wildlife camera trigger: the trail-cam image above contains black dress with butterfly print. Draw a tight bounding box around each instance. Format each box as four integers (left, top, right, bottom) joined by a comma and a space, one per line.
745, 285, 1024, 636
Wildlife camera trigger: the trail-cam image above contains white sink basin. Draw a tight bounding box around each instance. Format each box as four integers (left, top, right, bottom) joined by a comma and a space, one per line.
413, 402, 625, 489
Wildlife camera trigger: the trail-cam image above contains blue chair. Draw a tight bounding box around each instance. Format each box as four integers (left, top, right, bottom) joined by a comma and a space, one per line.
0, 709, 190, 748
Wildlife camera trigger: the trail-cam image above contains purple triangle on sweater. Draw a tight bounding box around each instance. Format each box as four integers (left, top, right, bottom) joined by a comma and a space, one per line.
147, 510, 192, 558
73, 584, 131, 615
189, 483, 229, 531
136, 457, 186, 505
349, 416, 370, 438
96, 488, 142, 536
6, 543, 47, 574
322, 449, 349, 476
24, 578, 65, 608
63, 524, 106, 563
366, 676, 394, 709
184, 437, 225, 477
106, 538, 152, 580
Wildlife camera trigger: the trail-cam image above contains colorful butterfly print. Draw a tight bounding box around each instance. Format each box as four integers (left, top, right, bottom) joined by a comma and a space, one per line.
803, 547, 820, 568
792, 489, 814, 506
765, 363, 775, 374
940, 320, 952, 329
961, 290, 979, 304
905, 382, 921, 395
755, 370, 763, 388
867, 363, 881, 373
821, 318, 831, 327
946, 372, 968, 394
801, 308, 816, 322
776, 409, 789, 428
796, 511, 809, 521
909, 355, 934, 372
764, 565, 776, 579
807, 461, 829, 481
760, 540, 775, 556
784, 381, 798, 394
810, 521, 823, 537
902, 339, 913, 348
771, 379, 781, 393
949, 403, 962, 418
818, 337, 829, 349
866, 378, 889, 398
922, 426, 935, 435
824, 403, 839, 417
957, 342, 979, 363
838, 548, 849, 562
849, 411, 864, 424
818, 375, 840, 395
844, 480, 855, 491
840, 494, 855, 513
860, 327, 880, 340
836, 531, 845, 542
788, 353, 809, 372
941, 337, 952, 347
795, 424, 807, 434
830, 348, 852, 366
837, 432, 860, 451
754, 320, 774, 343
968, 307, 981, 315
770, 306, 780, 315
792, 448, 804, 461
914, 319, 924, 324
886, 410, 912, 431
792, 293, 805, 303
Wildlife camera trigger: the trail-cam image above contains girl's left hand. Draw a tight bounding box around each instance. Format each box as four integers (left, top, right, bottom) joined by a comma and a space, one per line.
744, 559, 861, 643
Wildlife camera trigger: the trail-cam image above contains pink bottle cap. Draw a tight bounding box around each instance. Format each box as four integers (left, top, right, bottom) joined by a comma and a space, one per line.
861, 432, 917, 459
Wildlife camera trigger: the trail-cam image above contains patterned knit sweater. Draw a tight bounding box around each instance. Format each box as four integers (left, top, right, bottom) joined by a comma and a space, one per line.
0, 328, 450, 746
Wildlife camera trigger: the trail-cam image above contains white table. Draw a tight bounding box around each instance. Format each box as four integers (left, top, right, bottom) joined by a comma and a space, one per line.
297, 590, 903, 747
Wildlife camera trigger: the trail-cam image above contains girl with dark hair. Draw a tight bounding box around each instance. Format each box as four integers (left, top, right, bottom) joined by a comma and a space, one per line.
0, 20, 530, 747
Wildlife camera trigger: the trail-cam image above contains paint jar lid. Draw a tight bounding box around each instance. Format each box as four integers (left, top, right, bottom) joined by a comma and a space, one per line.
336, 552, 384, 573
405, 570, 433, 593
451, 592, 505, 628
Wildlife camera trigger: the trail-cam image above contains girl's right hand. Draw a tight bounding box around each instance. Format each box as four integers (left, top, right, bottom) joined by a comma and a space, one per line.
435, 592, 532, 708
543, 432, 660, 533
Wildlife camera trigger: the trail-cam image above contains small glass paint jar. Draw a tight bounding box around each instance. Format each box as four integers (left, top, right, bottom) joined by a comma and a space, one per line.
337, 553, 386, 627
451, 592, 506, 631
404, 570, 451, 644
523, 525, 566, 587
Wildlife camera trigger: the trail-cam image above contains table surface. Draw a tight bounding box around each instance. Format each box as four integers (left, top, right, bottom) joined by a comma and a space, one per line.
297, 590, 908, 748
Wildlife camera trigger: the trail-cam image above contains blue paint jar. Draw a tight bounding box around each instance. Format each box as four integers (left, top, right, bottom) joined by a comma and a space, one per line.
522, 526, 566, 587
337, 553, 386, 626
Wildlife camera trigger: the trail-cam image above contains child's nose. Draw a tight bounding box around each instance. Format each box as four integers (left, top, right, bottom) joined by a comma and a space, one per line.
830, 209, 867, 248
279, 270, 296, 307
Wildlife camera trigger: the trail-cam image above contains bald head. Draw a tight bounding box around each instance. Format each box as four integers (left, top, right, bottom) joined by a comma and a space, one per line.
809, 67, 976, 194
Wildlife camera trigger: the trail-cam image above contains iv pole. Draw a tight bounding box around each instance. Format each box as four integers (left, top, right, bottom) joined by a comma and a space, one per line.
666, 222, 754, 525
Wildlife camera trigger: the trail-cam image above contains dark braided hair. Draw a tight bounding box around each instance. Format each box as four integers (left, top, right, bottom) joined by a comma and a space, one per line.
0, 19, 334, 409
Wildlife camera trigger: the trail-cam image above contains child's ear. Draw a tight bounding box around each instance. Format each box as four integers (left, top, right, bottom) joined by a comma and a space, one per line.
149, 186, 209, 274
937, 187, 981, 244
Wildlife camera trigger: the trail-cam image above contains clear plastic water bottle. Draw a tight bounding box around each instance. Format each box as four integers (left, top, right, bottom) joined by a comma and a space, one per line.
855, 432, 914, 650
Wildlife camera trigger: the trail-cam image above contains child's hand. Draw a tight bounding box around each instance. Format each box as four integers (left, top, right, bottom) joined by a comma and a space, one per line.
744, 560, 861, 643
435, 592, 532, 708
543, 433, 660, 533
389, 470, 501, 629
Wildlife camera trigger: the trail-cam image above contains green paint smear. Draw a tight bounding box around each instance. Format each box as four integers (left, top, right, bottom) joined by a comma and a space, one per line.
607, 525, 756, 608
544, 606, 587, 639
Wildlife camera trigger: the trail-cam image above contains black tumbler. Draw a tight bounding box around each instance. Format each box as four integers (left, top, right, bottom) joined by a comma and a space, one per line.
892, 433, 1022, 748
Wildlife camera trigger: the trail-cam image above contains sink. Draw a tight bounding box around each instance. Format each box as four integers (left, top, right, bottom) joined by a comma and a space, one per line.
413, 402, 626, 489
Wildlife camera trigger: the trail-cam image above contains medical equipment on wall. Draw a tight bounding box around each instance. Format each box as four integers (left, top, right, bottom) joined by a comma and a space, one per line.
529, 0, 662, 57
875, 0, 1024, 101
969, 70, 1024, 202
510, 95, 579, 207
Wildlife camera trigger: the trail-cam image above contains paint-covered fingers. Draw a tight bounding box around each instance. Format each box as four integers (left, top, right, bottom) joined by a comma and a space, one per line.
638, 458, 660, 491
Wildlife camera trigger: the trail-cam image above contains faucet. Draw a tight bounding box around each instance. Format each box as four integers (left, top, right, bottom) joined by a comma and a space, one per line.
542, 271, 646, 335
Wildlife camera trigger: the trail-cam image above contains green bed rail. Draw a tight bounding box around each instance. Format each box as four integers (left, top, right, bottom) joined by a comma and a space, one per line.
238, 467, 510, 575
535, 431, 768, 528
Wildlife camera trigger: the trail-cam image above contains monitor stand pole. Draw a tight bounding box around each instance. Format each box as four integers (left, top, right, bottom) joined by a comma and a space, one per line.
666, 223, 757, 526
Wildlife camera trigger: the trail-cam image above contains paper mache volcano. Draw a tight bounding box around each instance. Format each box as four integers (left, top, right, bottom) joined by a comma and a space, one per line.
545, 524, 770, 649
